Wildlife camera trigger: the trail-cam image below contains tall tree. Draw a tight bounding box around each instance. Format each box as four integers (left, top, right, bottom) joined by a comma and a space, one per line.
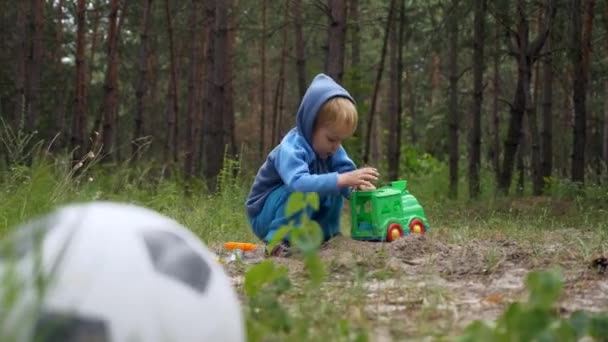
447, 0, 460, 199
326, 0, 347, 82
540, 6, 554, 184
603, 5, 608, 167
184, 0, 202, 178
498, 0, 554, 194
259, 0, 267, 157
204, 0, 229, 191
349, 0, 363, 157
571, 0, 595, 184
26, 0, 43, 135
164, 0, 179, 165
224, 3, 237, 157
133, 0, 154, 160
72, 0, 88, 163
469, 0, 486, 199
100, 0, 125, 161
387, 0, 405, 181
272, 1, 290, 147
52, 0, 67, 151
13, 1, 27, 130
489, 22, 501, 183
363, 0, 396, 164
294, 0, 307, 99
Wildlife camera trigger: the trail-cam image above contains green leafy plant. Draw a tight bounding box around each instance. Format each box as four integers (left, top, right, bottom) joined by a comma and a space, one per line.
243, 191, 368, 341
458, 269, 608, 341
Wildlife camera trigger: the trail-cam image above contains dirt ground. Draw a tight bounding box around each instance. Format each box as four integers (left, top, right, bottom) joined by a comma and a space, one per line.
219, 228, 608, 340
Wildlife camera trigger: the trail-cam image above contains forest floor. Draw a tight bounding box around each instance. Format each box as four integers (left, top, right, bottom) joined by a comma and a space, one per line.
218, 197, 608, 341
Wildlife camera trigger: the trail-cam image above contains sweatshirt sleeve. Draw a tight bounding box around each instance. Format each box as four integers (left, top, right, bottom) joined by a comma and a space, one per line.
331, 146, 357, 197
274, 145, 340, 194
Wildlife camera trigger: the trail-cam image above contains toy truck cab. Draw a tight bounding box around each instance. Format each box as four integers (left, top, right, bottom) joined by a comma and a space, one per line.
350, 180, 429, 242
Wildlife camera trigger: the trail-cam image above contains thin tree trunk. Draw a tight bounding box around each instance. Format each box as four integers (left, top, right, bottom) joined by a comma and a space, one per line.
604, 80, 608, 167
469, 0, 485, 199
134, 0, 154, 160
13, 1, 27, 131
26, 0, 43, 135
184, 0, 201, 178
100, 0, 123, 161
259, 0, 267, 158
516, 0, 542, 195
272, 1, 289, 147
498, 0, 554, 194
490, 23, 501, 183
72, 0, 87, 163
224, 3, 237, 157
294, 0, 307, 99
541, 16, 553, 183
88, 1, 101, 89
205, 0, 227, 191
326, 0, 347, 83
349, 0, 363, 156
571, 0, 595, 183
53, 0, 66, 151
447, 0, 460, 199
164, 0, 179, 165
387, 1, 403, 179
387, 0, 402, 181
363, 0, 396, 164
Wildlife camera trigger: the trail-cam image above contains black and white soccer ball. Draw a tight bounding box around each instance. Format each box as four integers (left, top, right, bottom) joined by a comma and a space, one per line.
0, 202, 245, 342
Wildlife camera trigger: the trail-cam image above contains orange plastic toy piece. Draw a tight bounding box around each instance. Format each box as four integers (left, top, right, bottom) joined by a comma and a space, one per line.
224, 242, 257, 251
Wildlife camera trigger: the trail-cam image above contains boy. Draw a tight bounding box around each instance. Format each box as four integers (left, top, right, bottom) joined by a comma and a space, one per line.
246, 73, 379, 256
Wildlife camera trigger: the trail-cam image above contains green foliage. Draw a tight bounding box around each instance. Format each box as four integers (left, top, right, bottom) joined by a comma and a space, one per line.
458, 270, 608, 342
244, 191, 368, 341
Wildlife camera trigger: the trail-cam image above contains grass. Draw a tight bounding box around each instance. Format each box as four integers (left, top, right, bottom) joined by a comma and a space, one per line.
2, 149, 608, 341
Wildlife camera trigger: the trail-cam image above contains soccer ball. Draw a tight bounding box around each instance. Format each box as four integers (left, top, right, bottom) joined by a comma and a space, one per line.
0, 202, 245, 342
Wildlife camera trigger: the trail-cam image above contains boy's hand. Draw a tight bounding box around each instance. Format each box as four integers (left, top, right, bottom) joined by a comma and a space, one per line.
338, 167, 379, 189
356, 183, 376, 191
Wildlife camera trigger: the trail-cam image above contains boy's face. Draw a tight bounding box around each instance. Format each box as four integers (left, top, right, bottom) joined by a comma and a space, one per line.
311, 123, 353, 159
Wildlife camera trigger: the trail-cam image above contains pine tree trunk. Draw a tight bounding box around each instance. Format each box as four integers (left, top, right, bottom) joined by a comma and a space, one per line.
13, 1, 27, 131
363, 0, 396, 164
164, 0, 179, 166
541, 20, 553, 182
224, 5, 236, 157
349, 0, 363, 156
387, 1, 401, 181
294, 0, 307, 99
205, 0, 228, 192
53, 0, 66, 151
134, 0, 154, 160
498, 0, 554, 194
100, 0, 123, 162
26, 0, 42, 135
326, 0, 347, 83
490, 24, 501, 184
468, 0, 485, 199
604, 80, 608, 167
272, 2, 290, 147
571, 0, 595, 183
72, 0, 88, 164
259, 0, 267, 158
184, 0, 201, 178
447, 0, 460, 199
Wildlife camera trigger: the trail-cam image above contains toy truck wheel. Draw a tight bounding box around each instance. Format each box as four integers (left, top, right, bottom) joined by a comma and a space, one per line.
409, 218, 425, 234
386, 223, 403, 242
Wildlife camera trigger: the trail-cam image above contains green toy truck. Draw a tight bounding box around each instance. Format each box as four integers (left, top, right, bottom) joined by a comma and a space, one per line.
350, 180, 429, 241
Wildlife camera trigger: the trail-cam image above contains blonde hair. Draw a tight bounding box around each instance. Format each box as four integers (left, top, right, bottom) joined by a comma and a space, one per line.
315, 97, 358, 134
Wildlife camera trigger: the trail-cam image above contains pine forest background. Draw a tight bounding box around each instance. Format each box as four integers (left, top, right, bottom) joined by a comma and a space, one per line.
0, 0, 606, 199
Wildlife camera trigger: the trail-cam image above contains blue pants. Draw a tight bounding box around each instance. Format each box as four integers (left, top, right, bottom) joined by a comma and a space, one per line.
248, 185, 343, 243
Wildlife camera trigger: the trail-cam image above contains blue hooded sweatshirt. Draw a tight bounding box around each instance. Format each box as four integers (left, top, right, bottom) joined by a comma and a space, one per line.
245, 74, 357, 217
